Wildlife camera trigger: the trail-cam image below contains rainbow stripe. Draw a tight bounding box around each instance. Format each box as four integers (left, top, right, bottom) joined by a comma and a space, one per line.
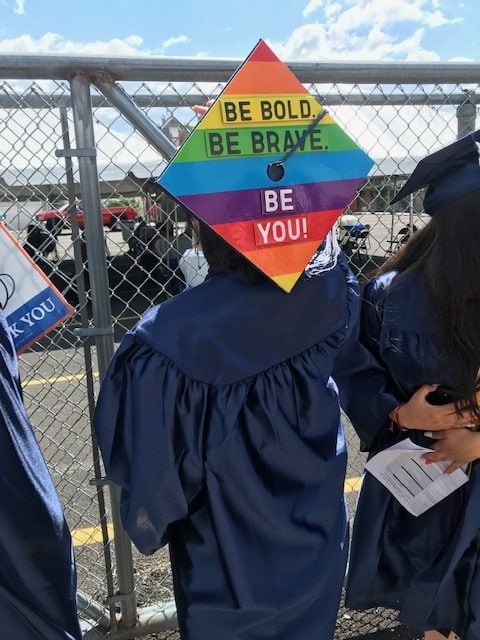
158, 40, 374, 292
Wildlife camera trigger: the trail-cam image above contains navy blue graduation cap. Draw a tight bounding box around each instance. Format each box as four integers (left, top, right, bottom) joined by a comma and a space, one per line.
391, 130, 480, 214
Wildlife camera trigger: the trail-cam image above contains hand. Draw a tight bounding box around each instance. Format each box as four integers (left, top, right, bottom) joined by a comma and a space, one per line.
422, 428, 480, 474
396, 384, 475, 431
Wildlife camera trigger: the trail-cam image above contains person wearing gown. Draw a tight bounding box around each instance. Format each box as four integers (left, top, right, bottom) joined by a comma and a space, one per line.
0, 311, 81, 640
336, 132, 480, 640
94, 221, 387, 640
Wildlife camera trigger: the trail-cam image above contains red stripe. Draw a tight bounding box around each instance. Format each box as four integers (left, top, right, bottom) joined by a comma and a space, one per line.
249, 40, 281, 63
212, 209, 342, 253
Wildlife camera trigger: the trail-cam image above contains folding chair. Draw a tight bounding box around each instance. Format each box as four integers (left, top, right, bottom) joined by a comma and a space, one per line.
348, 226, 370, 264
388, 225, 418, 254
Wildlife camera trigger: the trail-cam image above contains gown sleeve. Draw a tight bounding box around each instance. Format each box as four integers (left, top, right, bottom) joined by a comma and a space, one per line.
333, 279, 401, 451
0, 313, 81, 640
94, 334, 204, 555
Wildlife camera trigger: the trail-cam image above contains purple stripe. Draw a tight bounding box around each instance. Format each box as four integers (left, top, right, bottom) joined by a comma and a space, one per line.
179, 178, 364, 225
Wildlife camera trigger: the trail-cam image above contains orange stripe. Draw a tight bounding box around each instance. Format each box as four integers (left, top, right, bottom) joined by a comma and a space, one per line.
224, 61, 307, 95
244, 241, 322, 277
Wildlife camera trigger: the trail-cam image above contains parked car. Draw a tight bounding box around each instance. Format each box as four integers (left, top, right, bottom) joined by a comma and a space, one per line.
36, 200, 137, 231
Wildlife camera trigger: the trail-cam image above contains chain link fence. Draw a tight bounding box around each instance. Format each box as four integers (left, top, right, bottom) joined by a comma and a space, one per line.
0, 55, 478, 639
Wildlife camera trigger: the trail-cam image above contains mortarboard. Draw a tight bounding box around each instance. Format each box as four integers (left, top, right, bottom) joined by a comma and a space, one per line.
157, 39, 373, 292
391, 130, 480, 215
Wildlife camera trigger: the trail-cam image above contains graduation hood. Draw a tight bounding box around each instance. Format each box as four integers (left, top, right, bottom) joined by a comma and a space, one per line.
134, 259, 357, 385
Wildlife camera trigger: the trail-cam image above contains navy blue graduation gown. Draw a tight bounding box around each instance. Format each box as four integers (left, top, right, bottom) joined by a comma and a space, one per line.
94, 256, 372, 640
340, 271, 480, 640
0, 312, 81, 640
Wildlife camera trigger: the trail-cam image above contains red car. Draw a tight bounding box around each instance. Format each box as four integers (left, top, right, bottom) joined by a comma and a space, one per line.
37, 201, 137, 231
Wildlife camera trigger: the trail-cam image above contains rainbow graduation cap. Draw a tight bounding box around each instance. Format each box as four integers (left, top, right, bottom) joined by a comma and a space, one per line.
157, 39, 374, 292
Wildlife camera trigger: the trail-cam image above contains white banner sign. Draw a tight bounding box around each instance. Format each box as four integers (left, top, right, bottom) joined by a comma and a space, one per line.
0, 223, 74, 352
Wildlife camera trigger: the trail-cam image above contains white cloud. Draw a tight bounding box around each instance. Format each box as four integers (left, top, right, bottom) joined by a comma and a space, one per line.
0, 32, 195, 56
324, 2, 342, 19
448, 55, 475, 62
279, 0, 458, 61
326, 0, 446, 38
303, 0, 324, 17
0, 33, 194, 56
0, 33, 150, 55
423, 9, 449, 26
270, 23, 439, 62
161, 35, 190, 50
13, 0, 26, 15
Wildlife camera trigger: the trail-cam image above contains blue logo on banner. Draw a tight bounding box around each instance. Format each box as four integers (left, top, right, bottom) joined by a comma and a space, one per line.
6, 288, 71, 351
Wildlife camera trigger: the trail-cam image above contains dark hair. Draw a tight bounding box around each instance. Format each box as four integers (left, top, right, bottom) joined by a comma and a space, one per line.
380, 190, 480, 414
198, 219, 265, 284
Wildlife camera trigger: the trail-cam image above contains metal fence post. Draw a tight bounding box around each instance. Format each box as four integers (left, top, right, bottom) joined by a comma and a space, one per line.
58, 105, 117, 626
456, 92, 476, 138
69, 72, 138, 629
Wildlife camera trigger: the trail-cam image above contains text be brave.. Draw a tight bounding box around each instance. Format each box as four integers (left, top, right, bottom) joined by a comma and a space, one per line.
205, 128, 327, 157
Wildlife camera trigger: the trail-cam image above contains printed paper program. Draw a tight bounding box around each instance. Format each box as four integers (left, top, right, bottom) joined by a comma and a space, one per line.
365, 437, 469, 516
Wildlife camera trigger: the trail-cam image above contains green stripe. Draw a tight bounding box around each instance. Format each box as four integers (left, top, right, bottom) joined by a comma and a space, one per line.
174, 123, 360, 162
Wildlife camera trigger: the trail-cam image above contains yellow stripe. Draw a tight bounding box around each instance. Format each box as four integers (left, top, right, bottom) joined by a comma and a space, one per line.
198, 95, 335, 129
271, 272, 303, 292
344, 476, 363, 493
71, 478, 363, 547
24, 371, 99, 387
72, 523, 114, 547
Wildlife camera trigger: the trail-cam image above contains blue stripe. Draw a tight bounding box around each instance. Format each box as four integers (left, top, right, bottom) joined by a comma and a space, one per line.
157, 149, 374, 197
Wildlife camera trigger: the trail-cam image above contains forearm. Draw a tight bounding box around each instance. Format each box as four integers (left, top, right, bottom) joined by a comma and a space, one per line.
334, 335, 400, 451
394, 388, 475, 431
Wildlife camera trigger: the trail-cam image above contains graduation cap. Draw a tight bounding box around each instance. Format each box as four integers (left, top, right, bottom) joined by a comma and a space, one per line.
157, 39, 373, 292
391, 130, 480, 215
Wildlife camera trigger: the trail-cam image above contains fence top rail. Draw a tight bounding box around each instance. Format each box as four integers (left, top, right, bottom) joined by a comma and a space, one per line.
0, 92, 477, 110
1, 53, 480, 84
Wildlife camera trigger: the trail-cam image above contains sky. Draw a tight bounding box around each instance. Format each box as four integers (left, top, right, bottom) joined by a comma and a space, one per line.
0, 0, 476, 194
0, 0, 477, 63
